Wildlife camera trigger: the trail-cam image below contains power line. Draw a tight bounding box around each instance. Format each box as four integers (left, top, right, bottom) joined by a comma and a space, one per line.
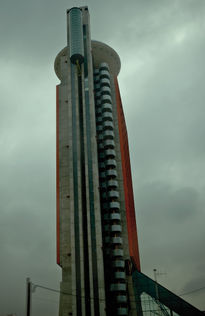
179, 285, 205, 296
31, 282, 106, 301
32, 284, 61, 294
32, 282, 135, 303
32, 281, 205, 303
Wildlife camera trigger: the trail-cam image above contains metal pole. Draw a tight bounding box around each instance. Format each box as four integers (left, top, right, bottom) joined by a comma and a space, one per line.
26, 278, 31, 316
153, 269, 160, 315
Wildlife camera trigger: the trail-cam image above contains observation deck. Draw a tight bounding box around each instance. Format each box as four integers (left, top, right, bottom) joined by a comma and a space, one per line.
54, 40, 121, 80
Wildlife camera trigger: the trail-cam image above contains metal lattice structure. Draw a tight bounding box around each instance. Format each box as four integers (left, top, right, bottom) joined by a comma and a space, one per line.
132, 270, 204, 316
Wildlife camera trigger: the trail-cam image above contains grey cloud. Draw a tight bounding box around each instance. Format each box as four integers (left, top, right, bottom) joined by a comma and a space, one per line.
183, 276, 205, 294
136, 183, 199, 222
123, 27, 205, 188
0, 0, 205, 314
135, 180, 205, 309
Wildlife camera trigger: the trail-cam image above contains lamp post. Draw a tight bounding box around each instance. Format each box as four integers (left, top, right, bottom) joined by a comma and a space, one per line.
153, 269, 161, 315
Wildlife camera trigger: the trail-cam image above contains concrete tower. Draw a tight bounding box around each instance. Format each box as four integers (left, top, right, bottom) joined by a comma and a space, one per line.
55, 6, 140, 316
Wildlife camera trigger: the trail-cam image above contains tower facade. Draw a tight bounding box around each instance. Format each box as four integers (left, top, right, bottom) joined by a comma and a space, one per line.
55, 6, 140, 316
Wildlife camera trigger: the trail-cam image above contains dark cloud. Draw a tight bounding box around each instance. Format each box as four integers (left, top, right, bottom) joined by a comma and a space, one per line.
136, 182, 199, 222
0, 0, 205, 314
135, 180, 205, 309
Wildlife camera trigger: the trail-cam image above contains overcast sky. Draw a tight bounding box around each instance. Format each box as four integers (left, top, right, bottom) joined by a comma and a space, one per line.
0, 0, 205, 315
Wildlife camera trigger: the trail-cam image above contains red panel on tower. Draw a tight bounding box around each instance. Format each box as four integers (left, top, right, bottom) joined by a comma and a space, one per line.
115, 78, 141, 271
56, 85, 60, 266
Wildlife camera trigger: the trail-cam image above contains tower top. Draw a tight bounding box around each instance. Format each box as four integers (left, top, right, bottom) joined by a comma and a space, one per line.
54, 41, 121, 80
92, 40, 121, 75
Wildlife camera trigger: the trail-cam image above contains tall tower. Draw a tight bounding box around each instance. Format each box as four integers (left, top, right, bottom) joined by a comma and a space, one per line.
55, 6, 140, 316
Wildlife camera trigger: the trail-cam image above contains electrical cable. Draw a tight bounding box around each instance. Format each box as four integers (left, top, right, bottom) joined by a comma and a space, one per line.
32, 282, 107, 302
179, 286, 205, 296
31, 281, 205, 303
